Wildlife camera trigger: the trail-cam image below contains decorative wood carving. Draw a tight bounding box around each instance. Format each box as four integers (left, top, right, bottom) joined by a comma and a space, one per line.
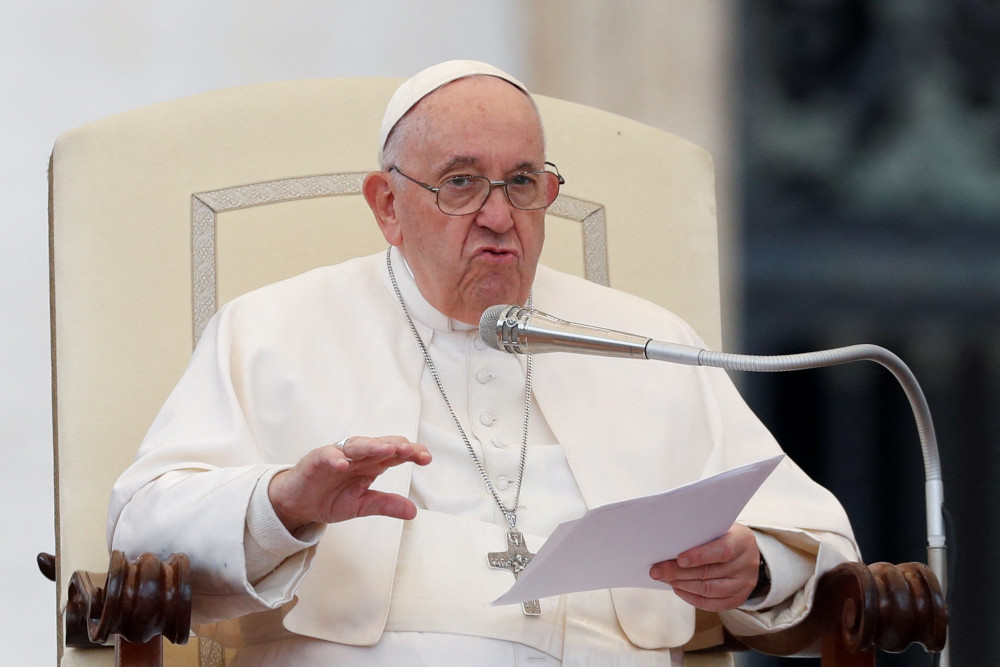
65, 550, 191, 649
730, 561, 947, 660
53, 552, 946, 665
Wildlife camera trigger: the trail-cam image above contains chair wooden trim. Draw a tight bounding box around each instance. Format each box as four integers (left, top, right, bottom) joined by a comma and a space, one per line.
55, 552, 945, 666
62, 551, 191, 665
728, 561, 947, 663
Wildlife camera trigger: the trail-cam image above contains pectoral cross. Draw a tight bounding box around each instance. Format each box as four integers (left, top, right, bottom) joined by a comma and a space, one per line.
488, 530, 541, 616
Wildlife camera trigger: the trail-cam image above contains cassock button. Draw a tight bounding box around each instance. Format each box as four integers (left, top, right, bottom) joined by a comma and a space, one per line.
491, 438, 507, 449
477, 369, 494, 384
480, 413, 495, 426
473, 336, 487, 350
496, 476, 511, 490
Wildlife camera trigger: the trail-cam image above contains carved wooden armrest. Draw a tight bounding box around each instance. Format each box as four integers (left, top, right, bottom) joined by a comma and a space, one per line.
728, 561, 947, 662
47, 553, 946, 665
65, 550, 192, 650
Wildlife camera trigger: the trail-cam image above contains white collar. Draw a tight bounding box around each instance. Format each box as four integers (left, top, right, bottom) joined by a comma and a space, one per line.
384, 246, 475, 334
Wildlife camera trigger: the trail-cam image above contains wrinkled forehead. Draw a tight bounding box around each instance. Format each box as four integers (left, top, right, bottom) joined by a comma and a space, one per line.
410, 75, 539, 127
385, 76, 544, 173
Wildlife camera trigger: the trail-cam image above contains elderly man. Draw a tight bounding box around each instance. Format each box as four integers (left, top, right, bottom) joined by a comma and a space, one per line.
109, 60, 859, 665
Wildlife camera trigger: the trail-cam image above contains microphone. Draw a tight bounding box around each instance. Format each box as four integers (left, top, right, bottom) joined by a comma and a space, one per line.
479, 304, 948, 607
478, 303, 701, 362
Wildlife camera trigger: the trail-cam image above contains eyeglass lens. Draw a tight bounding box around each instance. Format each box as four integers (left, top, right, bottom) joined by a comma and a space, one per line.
437, 172, 561, 215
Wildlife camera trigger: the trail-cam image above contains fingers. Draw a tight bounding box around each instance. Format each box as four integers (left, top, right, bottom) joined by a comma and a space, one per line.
269, 435, 432, 532
335, 435, 432, 467
648, 524, 760, 611
653, 566, 751, 611
354, 490, 419, 521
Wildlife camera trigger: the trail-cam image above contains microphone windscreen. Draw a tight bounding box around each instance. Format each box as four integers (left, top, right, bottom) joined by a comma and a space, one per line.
479, 305, 510, 351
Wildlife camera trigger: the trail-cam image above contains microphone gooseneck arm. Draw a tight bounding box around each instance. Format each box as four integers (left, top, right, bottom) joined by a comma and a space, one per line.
481, 304, 948, 601
648, 340, 946, 584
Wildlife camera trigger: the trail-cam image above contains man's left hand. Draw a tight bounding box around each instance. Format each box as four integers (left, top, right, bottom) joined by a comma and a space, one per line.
648, 523, 761, 611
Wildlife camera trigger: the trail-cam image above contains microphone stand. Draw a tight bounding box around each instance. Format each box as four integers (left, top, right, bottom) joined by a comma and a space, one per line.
646, 340, 949, 665
484, 305, 949, 662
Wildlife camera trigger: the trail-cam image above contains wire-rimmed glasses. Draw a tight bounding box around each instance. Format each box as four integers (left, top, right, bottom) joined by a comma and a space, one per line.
389, 162, 564, 216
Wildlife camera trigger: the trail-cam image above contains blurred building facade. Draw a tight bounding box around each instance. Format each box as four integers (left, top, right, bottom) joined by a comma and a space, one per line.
739, 1, 1000, 664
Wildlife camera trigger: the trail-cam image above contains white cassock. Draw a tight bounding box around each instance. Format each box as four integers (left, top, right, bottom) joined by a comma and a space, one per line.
109, 248, 860, 665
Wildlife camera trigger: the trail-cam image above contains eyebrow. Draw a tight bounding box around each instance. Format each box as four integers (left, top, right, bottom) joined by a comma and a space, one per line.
434, 156, 540, 177
435, 156, 479, 174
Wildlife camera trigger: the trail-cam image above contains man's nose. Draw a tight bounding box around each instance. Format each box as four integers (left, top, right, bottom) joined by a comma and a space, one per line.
475, 183, 515, 232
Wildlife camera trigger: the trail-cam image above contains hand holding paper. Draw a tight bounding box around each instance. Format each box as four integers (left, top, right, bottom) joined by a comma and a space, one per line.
493, 455, 784, 606
650, 522, 763, 611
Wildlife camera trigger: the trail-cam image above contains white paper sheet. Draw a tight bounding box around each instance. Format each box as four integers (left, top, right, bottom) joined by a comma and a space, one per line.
493, 454, 784, 605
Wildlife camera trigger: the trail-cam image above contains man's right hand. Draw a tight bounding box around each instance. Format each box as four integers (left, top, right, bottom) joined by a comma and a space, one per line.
268, 435, 432, 533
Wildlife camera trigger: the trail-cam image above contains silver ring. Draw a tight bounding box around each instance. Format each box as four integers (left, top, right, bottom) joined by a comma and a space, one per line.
335, 436, 351, 452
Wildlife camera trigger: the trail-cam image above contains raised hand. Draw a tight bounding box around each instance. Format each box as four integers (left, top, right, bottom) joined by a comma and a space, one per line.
268, 435, 432, 532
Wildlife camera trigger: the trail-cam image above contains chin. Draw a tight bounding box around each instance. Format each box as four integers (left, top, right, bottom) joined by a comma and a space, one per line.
481, 288, 526, 310
470, 277, 522, 305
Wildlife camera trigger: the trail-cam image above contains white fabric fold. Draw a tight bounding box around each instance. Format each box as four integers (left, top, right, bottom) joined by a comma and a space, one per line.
108, 251, 860, 657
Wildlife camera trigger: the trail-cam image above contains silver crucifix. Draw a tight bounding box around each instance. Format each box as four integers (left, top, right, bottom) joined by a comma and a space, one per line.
488, 530, 541, 615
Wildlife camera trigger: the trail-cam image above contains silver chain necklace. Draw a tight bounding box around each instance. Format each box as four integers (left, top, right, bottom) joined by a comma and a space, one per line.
386, 248, 541, 615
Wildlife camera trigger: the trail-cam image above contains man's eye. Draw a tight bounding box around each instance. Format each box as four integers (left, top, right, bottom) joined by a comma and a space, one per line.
508, 174, 538, 188
446, 176, 477, 189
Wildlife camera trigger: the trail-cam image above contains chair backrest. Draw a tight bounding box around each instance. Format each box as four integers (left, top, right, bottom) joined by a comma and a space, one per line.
48, 77, 720, 664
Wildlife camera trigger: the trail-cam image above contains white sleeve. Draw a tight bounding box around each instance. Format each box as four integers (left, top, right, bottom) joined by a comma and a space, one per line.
244, 467, 326, 595
739, 530, 816, 611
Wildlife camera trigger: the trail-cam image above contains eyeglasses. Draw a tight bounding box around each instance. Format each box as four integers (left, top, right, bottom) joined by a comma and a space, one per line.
389, 162, 565, 216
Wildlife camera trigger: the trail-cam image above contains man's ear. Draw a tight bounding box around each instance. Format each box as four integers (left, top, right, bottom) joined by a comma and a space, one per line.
363, 171, 402, 245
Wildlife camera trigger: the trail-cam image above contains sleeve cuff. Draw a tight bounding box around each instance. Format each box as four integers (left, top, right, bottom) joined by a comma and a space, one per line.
740, 530, 815, 611
245, 466, 325, 585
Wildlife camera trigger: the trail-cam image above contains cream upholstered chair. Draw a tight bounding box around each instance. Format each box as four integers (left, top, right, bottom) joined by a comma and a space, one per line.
46, 78, 944, 666
47, 77, 722, 666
